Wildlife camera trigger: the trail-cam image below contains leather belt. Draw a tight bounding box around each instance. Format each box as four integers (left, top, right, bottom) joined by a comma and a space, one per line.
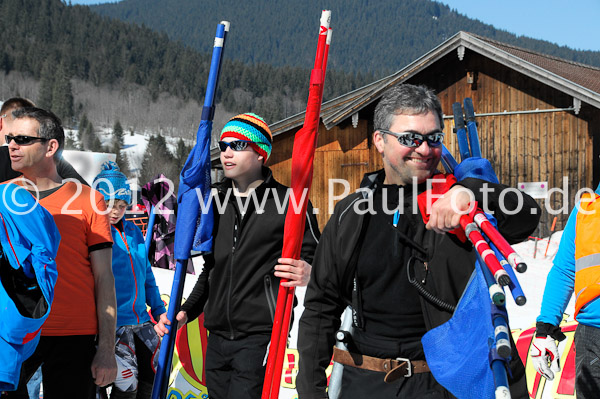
332, 347, 430, 383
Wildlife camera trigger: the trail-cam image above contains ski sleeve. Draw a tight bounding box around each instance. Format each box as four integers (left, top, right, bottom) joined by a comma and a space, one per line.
457, 177, 541, 243
536, 206, 577, 327
180, 253, 213, 322
297, 206, 345, 399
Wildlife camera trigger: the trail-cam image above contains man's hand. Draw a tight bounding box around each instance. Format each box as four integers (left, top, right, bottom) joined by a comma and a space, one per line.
275, 258, 312, 287
426, 185, 474, 234
530, 336, 560, 380
91, 345, 117, 387
155, 311, 188, 337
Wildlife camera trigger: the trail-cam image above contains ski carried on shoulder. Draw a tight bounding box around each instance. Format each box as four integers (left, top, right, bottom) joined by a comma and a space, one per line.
463, 98, 481, 157
452, 102, 470, 161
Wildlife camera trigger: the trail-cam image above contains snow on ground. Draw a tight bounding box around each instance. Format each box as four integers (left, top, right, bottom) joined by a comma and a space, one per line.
505, 230, 574, 330
65, 127, 190, 187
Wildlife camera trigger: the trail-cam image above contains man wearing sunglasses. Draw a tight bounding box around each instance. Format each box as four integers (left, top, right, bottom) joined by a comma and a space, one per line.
4, 107, 117, 399
0, 97, 87, 185
297, 84, 540, 399
157, 113, 320, 399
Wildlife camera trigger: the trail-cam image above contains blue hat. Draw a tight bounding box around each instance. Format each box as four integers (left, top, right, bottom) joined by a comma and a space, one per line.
93, 161, 131, 204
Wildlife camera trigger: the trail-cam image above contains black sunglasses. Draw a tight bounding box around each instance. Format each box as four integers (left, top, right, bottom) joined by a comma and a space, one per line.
379, 130, 445, 148
218, 140, 254, 152
5, 135, 49, 145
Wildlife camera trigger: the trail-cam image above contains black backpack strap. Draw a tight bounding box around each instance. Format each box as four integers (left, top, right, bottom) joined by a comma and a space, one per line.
342, 212, 370, 330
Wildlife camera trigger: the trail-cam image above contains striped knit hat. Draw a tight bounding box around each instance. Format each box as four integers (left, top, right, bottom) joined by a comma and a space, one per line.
220, 113, 272, 161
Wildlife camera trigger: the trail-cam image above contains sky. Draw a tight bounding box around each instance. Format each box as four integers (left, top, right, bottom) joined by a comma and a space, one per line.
437, 0, 600, 51
71, 0, 600, 52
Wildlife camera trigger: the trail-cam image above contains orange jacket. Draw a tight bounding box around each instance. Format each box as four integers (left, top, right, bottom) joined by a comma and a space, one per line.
574, 193, 600, 316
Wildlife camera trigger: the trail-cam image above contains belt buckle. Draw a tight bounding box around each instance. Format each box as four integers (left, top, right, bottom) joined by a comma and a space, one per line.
395, 357, 412, 377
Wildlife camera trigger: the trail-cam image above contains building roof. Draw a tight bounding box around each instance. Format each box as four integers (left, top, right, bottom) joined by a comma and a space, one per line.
472, 33, 600, 95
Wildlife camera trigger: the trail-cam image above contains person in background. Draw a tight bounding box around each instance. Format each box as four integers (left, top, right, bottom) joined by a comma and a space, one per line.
531, 182, 600, 398
5, 107, 117, 399
156, 113, 320, 399
0, 97, 87, 185
93, 161, 168, 399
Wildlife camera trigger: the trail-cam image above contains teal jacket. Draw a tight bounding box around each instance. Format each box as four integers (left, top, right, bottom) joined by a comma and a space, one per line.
111, 219, 166, 327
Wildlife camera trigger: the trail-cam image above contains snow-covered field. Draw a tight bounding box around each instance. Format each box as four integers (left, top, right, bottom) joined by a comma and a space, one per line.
506, 230, 573, 330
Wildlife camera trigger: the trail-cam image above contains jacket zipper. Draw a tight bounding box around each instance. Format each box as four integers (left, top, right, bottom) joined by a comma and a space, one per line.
226, 213, 238, 339
264, 275, 276, 322
117, 227, 140, 324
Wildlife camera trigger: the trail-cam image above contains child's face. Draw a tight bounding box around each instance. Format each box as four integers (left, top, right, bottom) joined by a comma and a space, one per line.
106, 199, 128, 225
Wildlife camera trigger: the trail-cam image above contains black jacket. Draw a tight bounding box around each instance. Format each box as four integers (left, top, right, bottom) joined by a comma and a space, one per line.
182, 168, 320, 340
296, 170, 540, 399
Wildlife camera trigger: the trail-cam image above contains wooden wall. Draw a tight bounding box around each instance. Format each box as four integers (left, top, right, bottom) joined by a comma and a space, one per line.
267, 50, 599, 236
267, 118, 382, 229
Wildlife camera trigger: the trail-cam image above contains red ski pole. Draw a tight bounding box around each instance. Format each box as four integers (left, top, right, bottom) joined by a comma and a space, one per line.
460, 214, 511, 286
261, 10, 331, 399
473, 209, 527, 273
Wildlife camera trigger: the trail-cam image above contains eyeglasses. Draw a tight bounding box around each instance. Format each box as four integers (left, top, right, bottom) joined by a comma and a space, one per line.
218, 140, 255, 152
379, 130, 445, 148
5, 135, 49, 145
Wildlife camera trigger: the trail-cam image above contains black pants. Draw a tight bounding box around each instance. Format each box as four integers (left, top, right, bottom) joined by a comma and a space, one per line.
205, 333, 270, 399
574, 323, 600, 399
6, 335, 97, 399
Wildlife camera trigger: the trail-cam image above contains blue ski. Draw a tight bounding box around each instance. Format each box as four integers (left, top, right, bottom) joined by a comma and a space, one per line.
452, 102, 470, 161
463, 98, 482, 157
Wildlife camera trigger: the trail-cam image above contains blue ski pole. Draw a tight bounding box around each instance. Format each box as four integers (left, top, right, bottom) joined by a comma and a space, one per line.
489, 347, 511, 399
151, 21, 229, 399
476, 253, 505, 306
144, 205, 156, 255
487, 239, 527, 306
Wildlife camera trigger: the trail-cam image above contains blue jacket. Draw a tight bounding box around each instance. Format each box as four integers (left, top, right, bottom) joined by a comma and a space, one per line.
537, 183, 600, 328
0, 183, 60, 390
111, 219, 166, 327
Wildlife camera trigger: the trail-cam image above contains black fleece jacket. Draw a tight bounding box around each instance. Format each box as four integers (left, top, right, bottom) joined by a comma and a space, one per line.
296, 170, 540, 399
181, 168, 320, 340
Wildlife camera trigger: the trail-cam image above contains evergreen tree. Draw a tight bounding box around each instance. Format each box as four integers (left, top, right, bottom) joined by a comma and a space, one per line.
83, 122, 103, 152
173, 138, 191, 172
78, 114, 89, 147
111, 120, 129, 176
37, 59, 54, 110
138, 135, 178, 189
51, 61, 74, 124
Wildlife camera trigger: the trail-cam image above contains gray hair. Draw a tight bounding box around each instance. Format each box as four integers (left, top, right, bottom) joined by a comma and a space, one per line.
13, 107, 64, 160
373, 84, 444, 131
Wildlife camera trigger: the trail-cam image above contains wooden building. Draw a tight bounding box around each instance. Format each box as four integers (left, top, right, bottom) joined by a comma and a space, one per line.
212, 32, 600, 235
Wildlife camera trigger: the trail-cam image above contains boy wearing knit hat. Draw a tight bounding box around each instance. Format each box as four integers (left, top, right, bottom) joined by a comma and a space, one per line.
158, 113, 320, 399
94, 161, 168, 399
